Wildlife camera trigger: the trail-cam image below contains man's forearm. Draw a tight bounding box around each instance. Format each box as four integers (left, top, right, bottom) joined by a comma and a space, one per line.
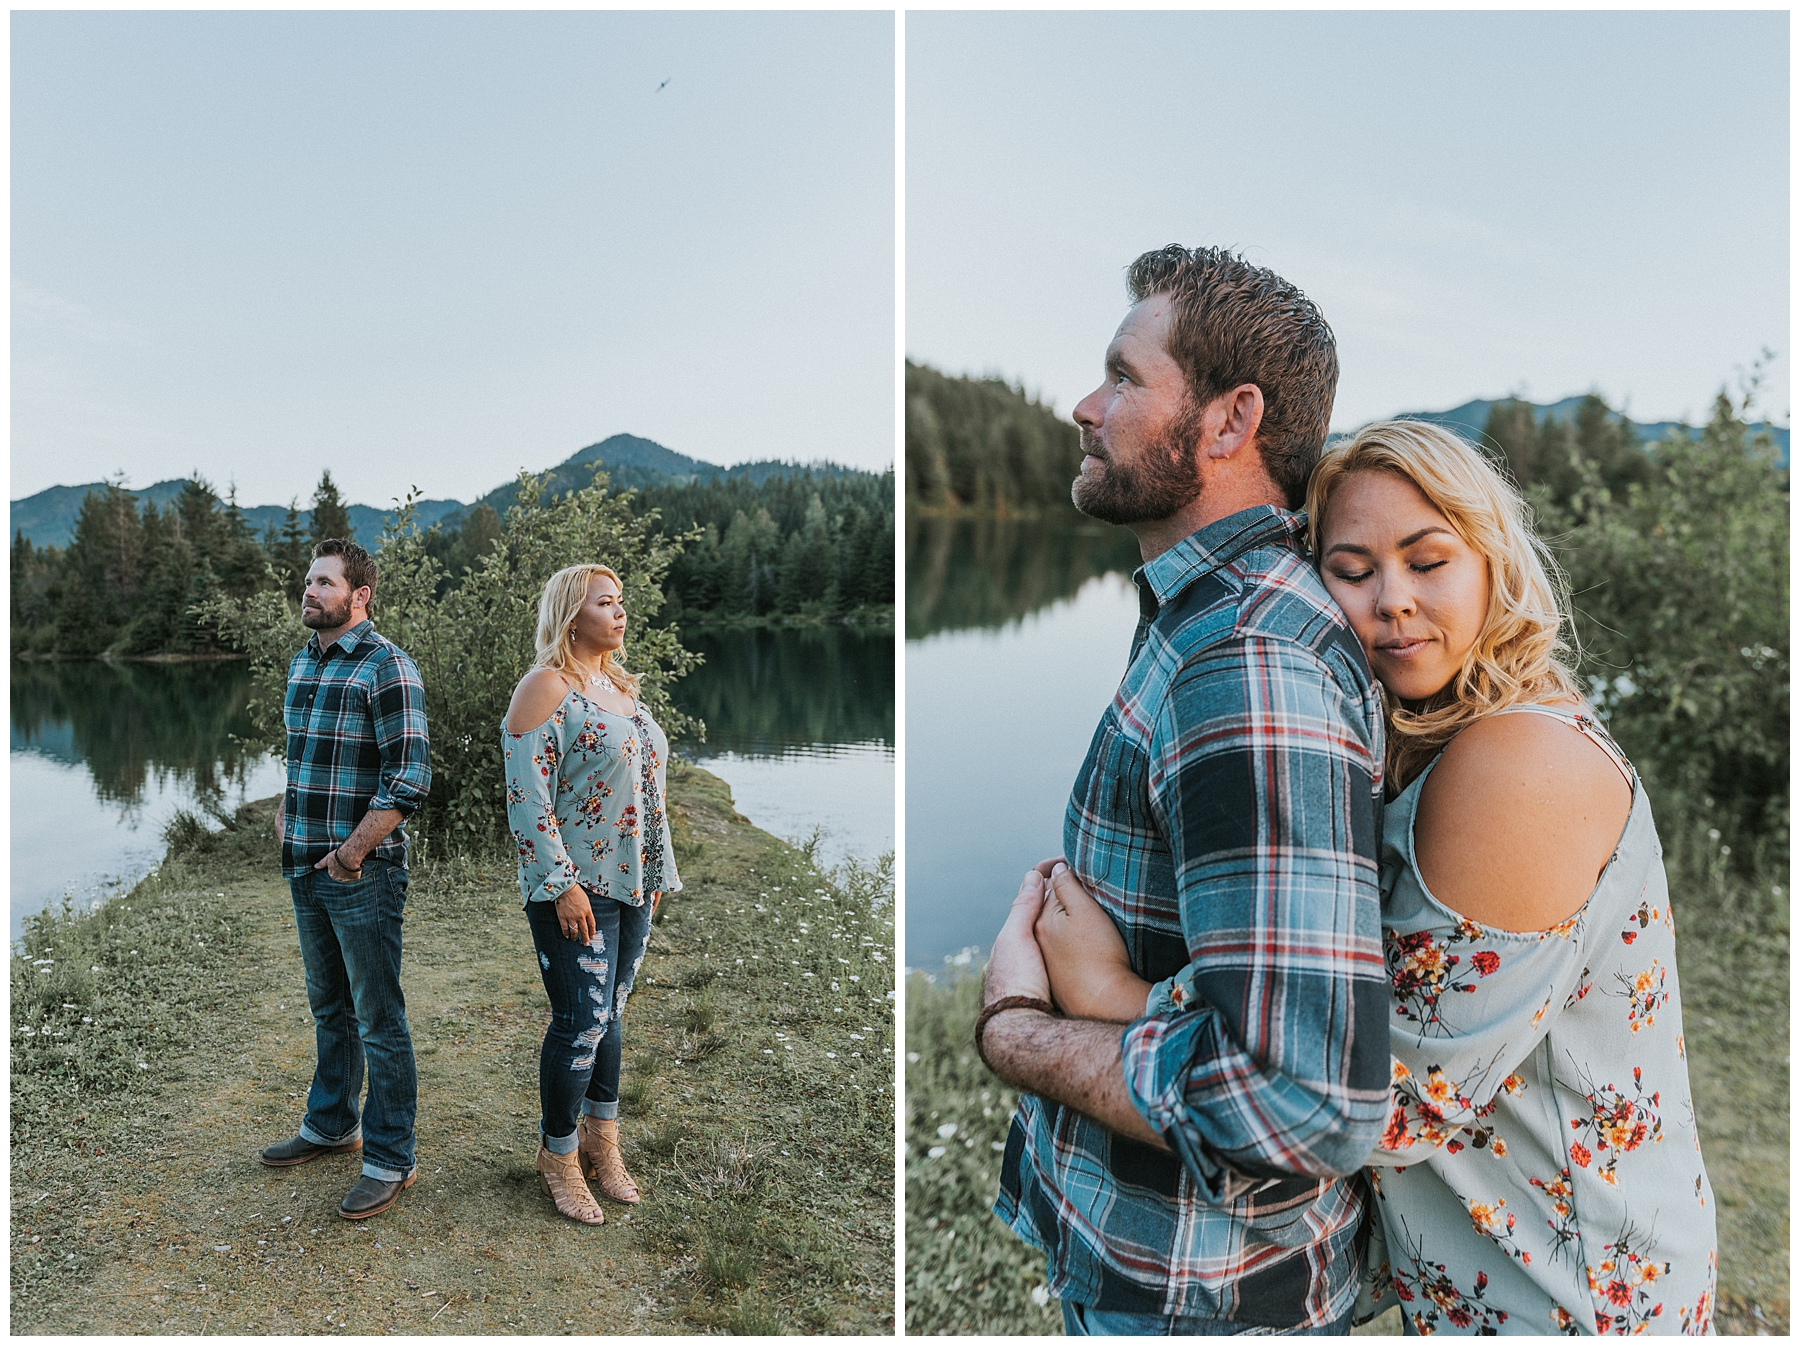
339, 808, 404, 867
983, 1009, 1167, 1151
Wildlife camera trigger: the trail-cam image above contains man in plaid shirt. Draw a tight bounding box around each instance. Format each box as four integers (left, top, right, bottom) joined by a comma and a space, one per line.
261, 538, 432, 1221
981, 247, 1389, 1333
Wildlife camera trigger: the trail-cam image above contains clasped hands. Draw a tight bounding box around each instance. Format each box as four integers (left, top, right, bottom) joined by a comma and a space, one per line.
984, 857, 1155, 1024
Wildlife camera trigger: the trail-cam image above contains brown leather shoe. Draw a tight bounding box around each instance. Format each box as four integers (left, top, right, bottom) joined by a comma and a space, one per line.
260, 1134, 363, 1167
338, 1169, 416, 1220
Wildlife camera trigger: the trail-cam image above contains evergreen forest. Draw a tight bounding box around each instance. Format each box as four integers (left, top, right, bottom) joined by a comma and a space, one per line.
13, 461, 894, 660
905, 360, 1084, 515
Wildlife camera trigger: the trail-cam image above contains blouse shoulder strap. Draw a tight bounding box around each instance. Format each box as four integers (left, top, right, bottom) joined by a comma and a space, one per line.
1489, 704, 1635, 787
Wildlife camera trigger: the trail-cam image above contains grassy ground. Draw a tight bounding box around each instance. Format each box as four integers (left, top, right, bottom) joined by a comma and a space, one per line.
11, 761, 895, 1335
905, 846, 1788, 1337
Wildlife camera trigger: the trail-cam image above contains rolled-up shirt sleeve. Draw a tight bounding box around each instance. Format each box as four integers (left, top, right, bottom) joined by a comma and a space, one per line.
1125, 634, 1389, 1203
367, 648, 432, 816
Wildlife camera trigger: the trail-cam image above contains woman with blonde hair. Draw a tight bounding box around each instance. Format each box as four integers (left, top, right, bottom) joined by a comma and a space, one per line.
1033, 420, 1716, 1334
502, 563, 679, 1225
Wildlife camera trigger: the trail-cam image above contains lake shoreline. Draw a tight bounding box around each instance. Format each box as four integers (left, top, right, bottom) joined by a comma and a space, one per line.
670, 603, 894, 633
12, 649, 253, 664
11, 763, 896, 1334
13, 603, 896, 662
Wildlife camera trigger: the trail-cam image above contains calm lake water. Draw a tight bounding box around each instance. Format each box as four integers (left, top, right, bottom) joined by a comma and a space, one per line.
10, 659, 289, 946
904, 516, 1142, 972
671, 624, 894, 869
10, 625, 893, 947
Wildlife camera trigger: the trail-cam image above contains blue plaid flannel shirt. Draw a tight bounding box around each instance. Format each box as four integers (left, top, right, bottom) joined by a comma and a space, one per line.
282, 620, 432, 877
995, 506, 1389, 1327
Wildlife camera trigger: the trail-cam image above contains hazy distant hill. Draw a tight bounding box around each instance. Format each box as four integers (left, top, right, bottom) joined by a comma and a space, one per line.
8, 480, 465, 551
459, 433, 859, 526
10, 433, 859, 549
1349, 395, 1790, 465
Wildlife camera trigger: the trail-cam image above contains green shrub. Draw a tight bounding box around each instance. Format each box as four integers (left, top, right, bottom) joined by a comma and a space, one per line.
1540, 392, 1788, 881
197, 468, 702, 856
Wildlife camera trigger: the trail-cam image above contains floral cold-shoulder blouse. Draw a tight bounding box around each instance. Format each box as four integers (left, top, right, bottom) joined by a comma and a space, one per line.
502, 686, 680, 909
1355, 705, 1716, 1336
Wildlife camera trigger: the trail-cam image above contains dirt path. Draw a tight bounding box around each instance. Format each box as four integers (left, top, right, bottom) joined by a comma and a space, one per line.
12, 763, 895, 1334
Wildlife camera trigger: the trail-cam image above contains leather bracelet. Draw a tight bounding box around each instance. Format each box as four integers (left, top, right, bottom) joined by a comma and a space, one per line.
973, 995, 1058, 1067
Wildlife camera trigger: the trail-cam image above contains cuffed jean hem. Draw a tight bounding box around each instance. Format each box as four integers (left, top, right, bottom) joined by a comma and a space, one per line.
581, 1098, 619, 1121
300, 1120, 363, 1148
541, 1128, 580, 1155
362, 1161, 417, 1183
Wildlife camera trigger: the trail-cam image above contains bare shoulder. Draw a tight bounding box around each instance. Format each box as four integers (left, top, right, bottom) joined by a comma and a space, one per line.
505, 668, 573, 734
1414, 708, 1633, 932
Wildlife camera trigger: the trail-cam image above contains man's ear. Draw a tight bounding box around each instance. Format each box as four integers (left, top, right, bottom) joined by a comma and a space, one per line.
1203, 384, 1265, 461
352, 585, 373, 612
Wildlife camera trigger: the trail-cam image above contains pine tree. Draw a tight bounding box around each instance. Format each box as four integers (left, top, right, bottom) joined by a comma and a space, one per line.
52, 569, 108, 657
12, 532, 65, 653
58, 478, 143, 650
310, 470, 353, 544
215, 484, 272, 598
277, 499, 310, 600
176, 475, 220, 560
178, 556, 223, 652
124, 521, 194, 655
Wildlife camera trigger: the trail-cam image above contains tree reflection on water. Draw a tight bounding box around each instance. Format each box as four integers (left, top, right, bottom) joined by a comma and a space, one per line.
669, 625, 893, 756
9, 658, 273, 811
904, 515, 1140, 641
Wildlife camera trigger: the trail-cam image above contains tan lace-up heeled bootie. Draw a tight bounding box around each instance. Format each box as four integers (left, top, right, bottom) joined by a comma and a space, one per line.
536, 1143, 604, 1224
579, 1115, 641, 1204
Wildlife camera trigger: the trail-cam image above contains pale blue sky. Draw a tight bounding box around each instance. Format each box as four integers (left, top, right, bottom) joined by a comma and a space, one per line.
13, 11, 895, 506
907, 11, 1788, 433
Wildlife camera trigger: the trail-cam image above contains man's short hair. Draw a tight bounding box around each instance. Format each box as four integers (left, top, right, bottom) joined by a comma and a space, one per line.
1126, 245, 1339, 509
312, 538, 377, 606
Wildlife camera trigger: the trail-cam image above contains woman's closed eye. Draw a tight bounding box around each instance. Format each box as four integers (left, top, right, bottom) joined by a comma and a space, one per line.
1329, 560, 1449, 583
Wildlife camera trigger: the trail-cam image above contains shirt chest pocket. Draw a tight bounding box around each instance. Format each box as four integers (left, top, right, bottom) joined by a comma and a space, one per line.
1074, 715, 1154, 834
287, 678, 324, 736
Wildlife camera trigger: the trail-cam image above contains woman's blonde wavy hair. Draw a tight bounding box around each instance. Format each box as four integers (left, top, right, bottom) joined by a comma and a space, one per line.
1304, 419, 1582, 789
532, 563, 641, 698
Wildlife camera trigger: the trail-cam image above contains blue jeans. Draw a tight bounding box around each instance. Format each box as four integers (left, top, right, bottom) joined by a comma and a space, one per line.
1062, 1300, 1354, 1336
289, 858, 417, 1181
525, 892, 652, 1150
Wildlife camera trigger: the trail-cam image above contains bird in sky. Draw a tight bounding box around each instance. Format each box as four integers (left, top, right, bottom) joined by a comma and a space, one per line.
656, 77, 671, 93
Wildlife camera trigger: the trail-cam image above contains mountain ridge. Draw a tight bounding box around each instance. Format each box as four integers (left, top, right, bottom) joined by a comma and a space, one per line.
1335, 395, 1789, 464
10, 433, 870, 550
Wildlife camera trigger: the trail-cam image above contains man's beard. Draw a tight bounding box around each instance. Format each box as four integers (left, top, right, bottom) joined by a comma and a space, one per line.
1070, 402, 1206, 525
301, 596, 353, 630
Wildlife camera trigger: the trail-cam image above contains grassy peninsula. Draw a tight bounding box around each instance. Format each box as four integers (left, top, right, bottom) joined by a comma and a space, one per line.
11, 763, 895, 1335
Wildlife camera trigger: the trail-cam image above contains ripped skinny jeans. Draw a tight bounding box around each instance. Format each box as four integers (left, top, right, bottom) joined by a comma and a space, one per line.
524, 888, 652, 1151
